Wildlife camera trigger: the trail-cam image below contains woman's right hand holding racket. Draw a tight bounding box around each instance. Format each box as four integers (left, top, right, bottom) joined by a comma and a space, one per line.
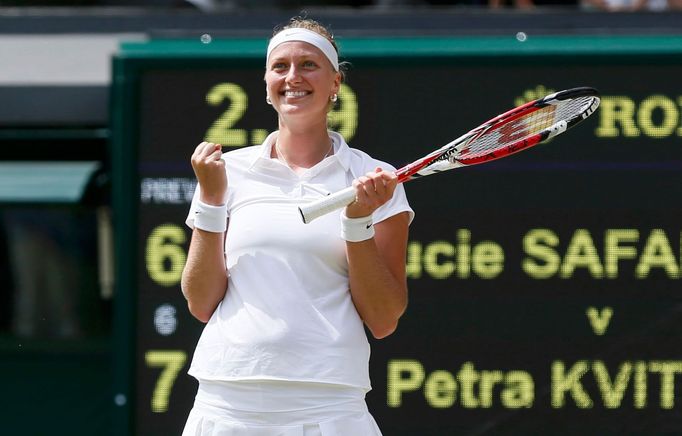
191, 141, 227, 206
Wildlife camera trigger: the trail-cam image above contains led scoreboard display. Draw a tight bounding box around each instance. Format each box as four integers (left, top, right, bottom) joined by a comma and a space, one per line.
112, 36, 682, 435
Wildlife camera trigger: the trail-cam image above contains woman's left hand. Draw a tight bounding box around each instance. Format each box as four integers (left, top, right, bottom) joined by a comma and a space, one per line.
345, 167, 398, 218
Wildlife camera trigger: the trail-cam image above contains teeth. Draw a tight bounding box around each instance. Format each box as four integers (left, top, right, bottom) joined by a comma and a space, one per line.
285, 91, 307, 97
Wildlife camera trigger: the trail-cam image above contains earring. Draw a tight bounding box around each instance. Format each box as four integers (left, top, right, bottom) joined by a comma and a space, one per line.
266, 95, 272, 105
330, 93, 338, 103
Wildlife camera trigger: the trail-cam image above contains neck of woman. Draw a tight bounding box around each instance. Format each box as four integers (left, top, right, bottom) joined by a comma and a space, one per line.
274, 123, 333, 172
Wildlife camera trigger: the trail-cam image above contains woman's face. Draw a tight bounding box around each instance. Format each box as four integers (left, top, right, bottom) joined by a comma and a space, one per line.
265, 41, 341, 122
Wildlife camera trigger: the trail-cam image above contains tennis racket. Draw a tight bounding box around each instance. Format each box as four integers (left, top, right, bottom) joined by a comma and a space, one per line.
299, 86, 600, 224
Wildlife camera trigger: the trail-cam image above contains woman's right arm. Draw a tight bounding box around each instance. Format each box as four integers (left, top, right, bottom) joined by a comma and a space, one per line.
182, 229, 227, 323
181, 142, 229, 323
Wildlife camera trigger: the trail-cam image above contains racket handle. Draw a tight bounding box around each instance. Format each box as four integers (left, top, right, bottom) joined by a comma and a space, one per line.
299, 186, 356, 224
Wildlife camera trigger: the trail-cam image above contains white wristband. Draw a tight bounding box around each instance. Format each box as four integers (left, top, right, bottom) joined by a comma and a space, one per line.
341, 212, 375, 242
193, 200, 227, 233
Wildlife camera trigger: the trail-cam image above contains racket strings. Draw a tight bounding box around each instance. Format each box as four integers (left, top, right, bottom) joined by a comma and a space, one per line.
555, 95, 595, 121
463, 96, 594, 158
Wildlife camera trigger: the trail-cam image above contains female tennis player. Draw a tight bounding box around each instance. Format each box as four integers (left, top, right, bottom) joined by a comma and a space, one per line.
181, 16, 414, 436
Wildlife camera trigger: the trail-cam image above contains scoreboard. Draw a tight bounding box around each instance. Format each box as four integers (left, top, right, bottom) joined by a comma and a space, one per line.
111, 35, 682, 435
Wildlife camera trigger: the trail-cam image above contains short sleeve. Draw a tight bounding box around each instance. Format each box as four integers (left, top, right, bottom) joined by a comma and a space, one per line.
373, 182, 414, 225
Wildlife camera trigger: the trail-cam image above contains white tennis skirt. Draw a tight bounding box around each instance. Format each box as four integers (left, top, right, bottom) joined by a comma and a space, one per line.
182, 380, 383, 436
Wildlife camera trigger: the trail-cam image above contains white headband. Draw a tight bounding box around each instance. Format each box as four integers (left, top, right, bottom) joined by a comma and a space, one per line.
266, 28, 339, 72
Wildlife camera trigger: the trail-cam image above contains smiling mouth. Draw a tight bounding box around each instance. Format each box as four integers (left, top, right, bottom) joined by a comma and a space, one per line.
282, 90, 309, 98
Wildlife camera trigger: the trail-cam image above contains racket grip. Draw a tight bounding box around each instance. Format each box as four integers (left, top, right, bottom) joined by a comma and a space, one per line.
299, 186, 357, 224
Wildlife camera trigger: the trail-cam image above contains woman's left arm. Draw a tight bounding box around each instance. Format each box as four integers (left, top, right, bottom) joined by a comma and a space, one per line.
347, 211, 411, 339
345, 167, 411, 339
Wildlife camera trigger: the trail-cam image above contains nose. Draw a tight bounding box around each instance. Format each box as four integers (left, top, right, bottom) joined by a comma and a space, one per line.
285, 65, 302, 84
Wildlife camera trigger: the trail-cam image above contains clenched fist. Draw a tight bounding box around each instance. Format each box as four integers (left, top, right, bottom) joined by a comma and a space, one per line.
191, 142, 227, 206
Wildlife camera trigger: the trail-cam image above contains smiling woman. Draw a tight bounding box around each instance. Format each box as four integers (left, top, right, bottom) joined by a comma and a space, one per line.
264, 34, 342, 169
264, 22, 343, 171
179, 16, 414, 436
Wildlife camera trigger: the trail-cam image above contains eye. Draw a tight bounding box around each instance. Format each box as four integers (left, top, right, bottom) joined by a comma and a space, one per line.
302, 60, 317, 69
271, 62, 287, 72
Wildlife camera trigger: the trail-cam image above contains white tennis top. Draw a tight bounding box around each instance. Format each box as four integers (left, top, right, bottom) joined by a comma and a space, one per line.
185, 131, 413, 390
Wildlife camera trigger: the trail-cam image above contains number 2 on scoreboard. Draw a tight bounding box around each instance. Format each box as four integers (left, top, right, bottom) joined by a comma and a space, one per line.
145, 350, 188, 413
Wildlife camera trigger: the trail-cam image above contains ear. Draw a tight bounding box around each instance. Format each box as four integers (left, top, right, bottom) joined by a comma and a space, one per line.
332, 71, 342, 94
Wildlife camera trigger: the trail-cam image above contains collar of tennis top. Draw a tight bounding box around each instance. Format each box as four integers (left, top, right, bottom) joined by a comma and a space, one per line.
249, 131, 351, 173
